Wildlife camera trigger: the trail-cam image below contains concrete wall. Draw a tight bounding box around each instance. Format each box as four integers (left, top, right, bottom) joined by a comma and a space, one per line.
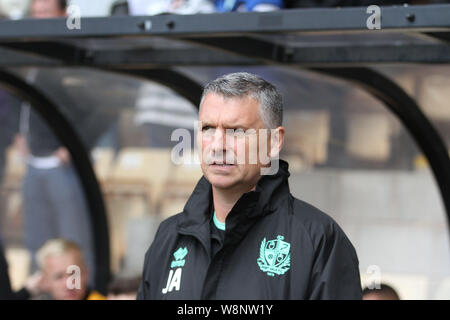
289, 168, 450, 299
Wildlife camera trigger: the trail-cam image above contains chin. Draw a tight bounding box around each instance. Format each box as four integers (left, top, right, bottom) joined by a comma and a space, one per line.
206, 174, 239, 190
61, 290, 84, 300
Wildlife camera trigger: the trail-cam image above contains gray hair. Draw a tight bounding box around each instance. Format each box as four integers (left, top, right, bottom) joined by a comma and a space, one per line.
200, 72, 283, 129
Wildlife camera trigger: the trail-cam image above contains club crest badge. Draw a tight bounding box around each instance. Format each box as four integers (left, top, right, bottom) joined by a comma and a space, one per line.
257, 235, 291, 277
171, 247, 188, 268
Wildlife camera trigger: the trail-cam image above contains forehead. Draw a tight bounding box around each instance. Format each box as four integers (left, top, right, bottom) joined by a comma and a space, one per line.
45, 251, 82, 271
199, 93, 263, 127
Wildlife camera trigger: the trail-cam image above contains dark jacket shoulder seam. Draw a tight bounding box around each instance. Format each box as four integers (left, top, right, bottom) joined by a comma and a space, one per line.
286, 195, 316, 253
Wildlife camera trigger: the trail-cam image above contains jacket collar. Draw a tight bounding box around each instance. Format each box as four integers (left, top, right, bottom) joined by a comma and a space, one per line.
177, 159, 291, 235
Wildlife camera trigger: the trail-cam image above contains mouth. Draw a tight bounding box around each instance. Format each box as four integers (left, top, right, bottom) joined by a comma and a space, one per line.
208, 161, 237, 171
210, 161, 235, 166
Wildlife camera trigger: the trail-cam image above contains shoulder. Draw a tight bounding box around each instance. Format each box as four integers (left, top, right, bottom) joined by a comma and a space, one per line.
147, 213, 183, 250
289, 196, 353, 251
141, 213, 183, 269
156, 213, 182, 234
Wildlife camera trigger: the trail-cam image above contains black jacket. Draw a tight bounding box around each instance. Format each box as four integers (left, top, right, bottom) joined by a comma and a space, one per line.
137, 160, 362, 300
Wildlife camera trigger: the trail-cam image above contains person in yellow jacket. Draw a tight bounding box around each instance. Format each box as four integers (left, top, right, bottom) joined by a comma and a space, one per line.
36, 238, 106, 300
86, 290, 107, 300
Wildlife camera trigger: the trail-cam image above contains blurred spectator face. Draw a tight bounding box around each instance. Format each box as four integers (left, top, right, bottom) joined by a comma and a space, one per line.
363, 292, 400, 300
41, 249, 88, 300
362, 283, 400, 300
30, 0, 65, 18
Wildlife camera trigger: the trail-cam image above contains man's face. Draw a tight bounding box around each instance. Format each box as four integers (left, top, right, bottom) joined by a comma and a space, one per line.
198, 93, 270, 192
42, 250, 88, 300
30, 0, 65, 18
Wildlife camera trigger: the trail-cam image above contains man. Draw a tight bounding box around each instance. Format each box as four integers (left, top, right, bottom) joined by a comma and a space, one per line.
17, 0, 94, 283
36, 238, 105, 300
137, 72, 362, 299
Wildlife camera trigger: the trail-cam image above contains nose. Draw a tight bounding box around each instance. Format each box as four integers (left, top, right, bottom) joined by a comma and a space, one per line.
210, 128, 226, 154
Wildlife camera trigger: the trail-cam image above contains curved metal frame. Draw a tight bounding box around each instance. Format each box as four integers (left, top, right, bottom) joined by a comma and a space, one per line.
110, 68, 204, 107
0, 70, 110, 294
310, 67, 450, 230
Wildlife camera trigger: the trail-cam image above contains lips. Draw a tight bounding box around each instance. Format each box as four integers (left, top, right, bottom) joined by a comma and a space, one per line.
206, 157, 236, 165
211, 161, 235, 166
209, 161, 236, 172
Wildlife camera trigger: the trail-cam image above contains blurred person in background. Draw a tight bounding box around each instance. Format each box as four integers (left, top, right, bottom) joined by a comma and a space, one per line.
15, 0, 95, 284
107, 276, 141, 300
0, 91, 20, 229
30, 0, 66, 18
127, 0, 214, 15
362, 283, 400, 300
283, 0, 450, 9
110, 0, 128, 15
127, 0, 282, 13
36, 238, 106, 300
214, 0, 283, 12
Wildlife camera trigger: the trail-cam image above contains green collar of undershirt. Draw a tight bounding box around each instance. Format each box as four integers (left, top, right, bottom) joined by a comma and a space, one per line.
213, 211, 226, 231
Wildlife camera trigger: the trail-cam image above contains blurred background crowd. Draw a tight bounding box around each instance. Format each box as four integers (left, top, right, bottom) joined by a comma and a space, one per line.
0, 0, 450, 300
0, 0, 449, 19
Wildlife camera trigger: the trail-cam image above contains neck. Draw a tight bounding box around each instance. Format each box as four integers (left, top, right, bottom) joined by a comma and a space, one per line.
212, 184, 257, 223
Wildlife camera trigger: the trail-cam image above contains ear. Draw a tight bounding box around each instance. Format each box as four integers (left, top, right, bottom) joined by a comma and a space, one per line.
269, 126, 285, 158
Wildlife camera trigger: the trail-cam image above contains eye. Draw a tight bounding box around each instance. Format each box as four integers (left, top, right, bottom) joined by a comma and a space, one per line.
202, 125, 215, 135
225, 128, 245, 137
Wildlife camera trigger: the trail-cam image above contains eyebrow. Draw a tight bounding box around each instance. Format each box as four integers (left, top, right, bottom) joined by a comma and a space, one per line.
200, 120, 251, 130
